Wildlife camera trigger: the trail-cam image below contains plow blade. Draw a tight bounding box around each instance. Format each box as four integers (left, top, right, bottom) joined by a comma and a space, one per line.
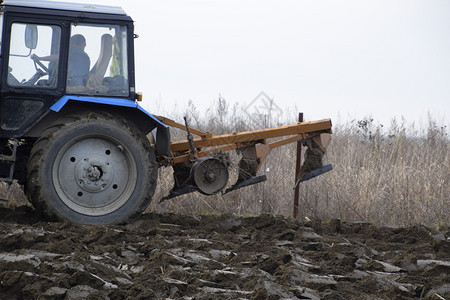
160, 185, 199, 202
223, 174, 267, 195
294, 163, 333, 188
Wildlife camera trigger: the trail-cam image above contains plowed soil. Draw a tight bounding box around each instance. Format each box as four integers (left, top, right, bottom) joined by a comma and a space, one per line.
0, 206, 449, 300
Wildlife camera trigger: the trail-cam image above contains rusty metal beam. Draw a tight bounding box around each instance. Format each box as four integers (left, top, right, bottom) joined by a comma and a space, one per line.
170, 119, 332, 153
171, 131, 327, 165
154, 115, 212, 138
267, 134, 305, 149
172, 143, 240, 164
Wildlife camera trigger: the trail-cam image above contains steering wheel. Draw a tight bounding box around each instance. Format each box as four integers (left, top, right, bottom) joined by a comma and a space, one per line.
31, 55, 49, 74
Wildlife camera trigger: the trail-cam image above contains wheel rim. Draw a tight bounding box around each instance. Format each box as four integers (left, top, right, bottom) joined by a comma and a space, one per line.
52, 134, 137, 216
192, 157, 229, 195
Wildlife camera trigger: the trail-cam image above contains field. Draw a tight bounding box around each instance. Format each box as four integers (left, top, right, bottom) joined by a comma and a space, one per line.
1, 207, 449, 299
0, 102, 449, 299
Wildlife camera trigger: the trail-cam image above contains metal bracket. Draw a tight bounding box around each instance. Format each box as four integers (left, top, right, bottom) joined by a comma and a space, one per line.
0, 139, 19, 202
184, 116, 198, 160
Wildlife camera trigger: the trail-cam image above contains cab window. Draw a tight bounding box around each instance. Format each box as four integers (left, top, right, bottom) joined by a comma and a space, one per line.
7, 23, 61, 88
66, 23, 129, 97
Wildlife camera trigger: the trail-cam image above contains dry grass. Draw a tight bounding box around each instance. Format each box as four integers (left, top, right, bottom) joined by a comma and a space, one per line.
306, 117, 449, 225
151, 99, 449, 226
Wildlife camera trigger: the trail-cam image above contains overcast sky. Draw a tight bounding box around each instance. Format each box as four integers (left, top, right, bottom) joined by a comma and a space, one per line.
58, 0, 449, 126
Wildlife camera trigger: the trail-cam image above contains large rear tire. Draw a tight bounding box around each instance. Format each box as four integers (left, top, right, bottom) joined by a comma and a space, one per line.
27, 112, 157, 225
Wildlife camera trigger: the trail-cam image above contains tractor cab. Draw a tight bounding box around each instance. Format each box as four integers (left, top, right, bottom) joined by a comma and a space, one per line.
0, 0, 137, 137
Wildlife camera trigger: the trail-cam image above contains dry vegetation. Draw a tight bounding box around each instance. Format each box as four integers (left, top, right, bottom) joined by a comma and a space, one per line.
2, 98, 448, 227
152, 98, 449, 227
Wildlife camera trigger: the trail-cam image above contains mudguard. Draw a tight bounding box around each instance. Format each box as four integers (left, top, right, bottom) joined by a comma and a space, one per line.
51, 96, 171, 157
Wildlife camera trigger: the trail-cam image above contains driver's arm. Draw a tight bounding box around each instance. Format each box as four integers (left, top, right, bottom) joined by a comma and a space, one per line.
31, 53, 59, 62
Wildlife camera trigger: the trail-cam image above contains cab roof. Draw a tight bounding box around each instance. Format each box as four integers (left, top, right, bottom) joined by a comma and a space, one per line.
1, 0, 127, 16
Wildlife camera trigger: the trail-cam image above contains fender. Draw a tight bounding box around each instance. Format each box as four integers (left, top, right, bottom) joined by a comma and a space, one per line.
51, 95, 171, 157
51, 95, 166, 127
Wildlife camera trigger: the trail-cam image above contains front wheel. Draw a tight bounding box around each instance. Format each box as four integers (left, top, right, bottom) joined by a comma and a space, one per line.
27, 112, 157, 225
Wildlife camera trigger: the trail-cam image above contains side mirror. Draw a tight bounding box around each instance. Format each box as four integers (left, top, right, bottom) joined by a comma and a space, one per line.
25, 24, 38, 49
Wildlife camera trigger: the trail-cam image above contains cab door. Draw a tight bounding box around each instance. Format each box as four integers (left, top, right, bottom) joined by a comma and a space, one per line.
0, 19, 65, 137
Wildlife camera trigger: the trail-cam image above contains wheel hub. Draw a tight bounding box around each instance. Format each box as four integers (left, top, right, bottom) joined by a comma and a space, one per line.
75, 156, 113, 193
205, 171, 216, 182
87, 166, 101, 181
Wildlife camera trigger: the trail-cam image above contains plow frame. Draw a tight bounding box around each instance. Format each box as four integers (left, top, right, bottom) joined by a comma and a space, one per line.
154, 116, 333, 201
155, 116, 332, 165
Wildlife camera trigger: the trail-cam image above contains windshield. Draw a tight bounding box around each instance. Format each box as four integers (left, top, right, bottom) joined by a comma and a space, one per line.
7, 23, 61, 87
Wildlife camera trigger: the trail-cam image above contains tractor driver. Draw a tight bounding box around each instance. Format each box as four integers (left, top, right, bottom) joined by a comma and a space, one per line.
31, 34, 90, 90
67, 34, 90, 88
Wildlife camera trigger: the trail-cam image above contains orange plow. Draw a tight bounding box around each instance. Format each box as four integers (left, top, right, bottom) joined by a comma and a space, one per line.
154, 116, 333, 201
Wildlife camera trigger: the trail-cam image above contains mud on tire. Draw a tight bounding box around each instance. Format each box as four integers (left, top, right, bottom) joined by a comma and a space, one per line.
26, 112, 157, 225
